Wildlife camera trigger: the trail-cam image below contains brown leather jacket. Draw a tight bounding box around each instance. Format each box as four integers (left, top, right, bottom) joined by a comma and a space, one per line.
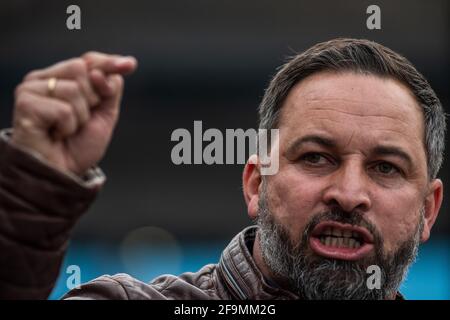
0, 129, 299, 300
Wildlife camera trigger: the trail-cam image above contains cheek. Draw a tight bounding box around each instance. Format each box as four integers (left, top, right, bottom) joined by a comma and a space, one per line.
371, 189, 422, 253
266, 167, 324, 240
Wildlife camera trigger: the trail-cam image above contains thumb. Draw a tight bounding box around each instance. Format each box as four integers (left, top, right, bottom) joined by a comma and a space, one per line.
106, 74, 124, 107
90, 72, 124, 121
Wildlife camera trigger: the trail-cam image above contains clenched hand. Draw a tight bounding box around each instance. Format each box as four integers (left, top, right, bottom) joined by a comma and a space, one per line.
12, 52, 137, 176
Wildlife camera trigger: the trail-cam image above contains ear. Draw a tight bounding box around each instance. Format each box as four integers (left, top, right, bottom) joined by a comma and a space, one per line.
421, 179, 443, 243
243, 154, 262, 220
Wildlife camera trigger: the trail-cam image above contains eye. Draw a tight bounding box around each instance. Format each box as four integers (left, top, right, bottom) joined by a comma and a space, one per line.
300, 153, 330, 165
374, 162, 399, 175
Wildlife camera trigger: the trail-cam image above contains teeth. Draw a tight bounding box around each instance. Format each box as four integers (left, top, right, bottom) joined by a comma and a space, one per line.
331, 237, 338, 247
327, 227, 355, 238
348, 238, 356, 248
332, 228, 342, 237
335, 238, 341, 247
343, 237, 349, 246
319, 236, 362, 249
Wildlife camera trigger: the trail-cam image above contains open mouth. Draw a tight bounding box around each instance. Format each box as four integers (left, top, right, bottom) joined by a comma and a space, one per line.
309, 221, 375, 261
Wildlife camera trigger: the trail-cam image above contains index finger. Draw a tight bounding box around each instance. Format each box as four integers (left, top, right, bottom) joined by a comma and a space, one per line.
82, 51, 138, 75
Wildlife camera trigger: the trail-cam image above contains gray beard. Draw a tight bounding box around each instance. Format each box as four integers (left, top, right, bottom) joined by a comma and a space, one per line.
256, 184, 423, 300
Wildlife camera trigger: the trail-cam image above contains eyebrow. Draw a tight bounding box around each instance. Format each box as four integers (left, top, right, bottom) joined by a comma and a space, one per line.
371, 146, 413, 167
285, 134, 336, 157
285, 134, 414, 167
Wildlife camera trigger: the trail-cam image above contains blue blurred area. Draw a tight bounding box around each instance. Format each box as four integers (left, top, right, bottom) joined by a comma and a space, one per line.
50, 237, 449, 300
399, 237, 450, 299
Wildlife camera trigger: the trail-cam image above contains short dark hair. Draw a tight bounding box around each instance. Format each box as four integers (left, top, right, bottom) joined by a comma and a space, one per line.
259, 38, 446, 179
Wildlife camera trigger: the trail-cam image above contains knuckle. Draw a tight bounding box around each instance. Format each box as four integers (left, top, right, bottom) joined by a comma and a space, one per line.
15, 91, 33, 111
86, 85, 101, 105
57, 104, 73, 120
68, 58, 88, 77
66, 81, 81, 97
113, 75, 124, 90
23, 70, 39, 81
82, 51, 98, 63
15, 117, 35, 131
14, 83, 27, 98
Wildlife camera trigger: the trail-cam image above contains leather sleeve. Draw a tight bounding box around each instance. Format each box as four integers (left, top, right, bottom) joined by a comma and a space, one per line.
0, 129, 104, 299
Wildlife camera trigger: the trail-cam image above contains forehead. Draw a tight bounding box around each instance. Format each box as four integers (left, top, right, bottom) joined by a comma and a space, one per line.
278, 71, 425, 152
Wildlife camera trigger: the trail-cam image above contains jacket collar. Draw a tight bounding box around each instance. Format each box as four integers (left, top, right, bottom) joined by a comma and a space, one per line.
218, 226, 298, 300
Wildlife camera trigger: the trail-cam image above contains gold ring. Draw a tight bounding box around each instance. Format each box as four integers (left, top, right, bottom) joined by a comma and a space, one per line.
47, 77, 57, 96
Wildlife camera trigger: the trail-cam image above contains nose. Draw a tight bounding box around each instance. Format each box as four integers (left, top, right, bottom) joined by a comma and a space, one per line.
322, 161, 372, 213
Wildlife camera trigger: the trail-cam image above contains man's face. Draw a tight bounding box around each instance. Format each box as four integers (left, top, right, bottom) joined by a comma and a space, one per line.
254, 71, 433, 299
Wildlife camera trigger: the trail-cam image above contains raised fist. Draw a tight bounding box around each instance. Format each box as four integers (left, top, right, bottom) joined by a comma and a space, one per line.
12, 52, 137, 176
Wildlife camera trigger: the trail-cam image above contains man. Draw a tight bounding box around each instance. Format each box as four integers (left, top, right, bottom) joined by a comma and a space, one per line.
0, 38, 445, 300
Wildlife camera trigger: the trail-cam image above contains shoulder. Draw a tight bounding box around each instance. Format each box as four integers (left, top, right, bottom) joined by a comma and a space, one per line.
150, 263, 220, 299
62, 264, 220, 300
62, 273, 166, 300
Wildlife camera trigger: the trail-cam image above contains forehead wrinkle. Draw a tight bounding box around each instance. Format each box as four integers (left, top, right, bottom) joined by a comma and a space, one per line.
296, 113, 417, 141
297, 104, 413, 127
303, 97, 416, 111
374, 128, 423, 142
344, 130, 356, 149
289, 105, 423, 143
292, 75, 423, 113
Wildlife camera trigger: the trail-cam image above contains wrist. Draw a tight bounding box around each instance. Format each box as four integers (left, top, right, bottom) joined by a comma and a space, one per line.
2, 128, 105, 187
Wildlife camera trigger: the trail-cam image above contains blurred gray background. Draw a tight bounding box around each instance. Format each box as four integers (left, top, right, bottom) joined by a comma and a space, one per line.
0, 0, 448, 299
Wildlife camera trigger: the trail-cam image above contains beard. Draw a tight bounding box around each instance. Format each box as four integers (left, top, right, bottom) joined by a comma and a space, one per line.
256, 182, 424, 300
